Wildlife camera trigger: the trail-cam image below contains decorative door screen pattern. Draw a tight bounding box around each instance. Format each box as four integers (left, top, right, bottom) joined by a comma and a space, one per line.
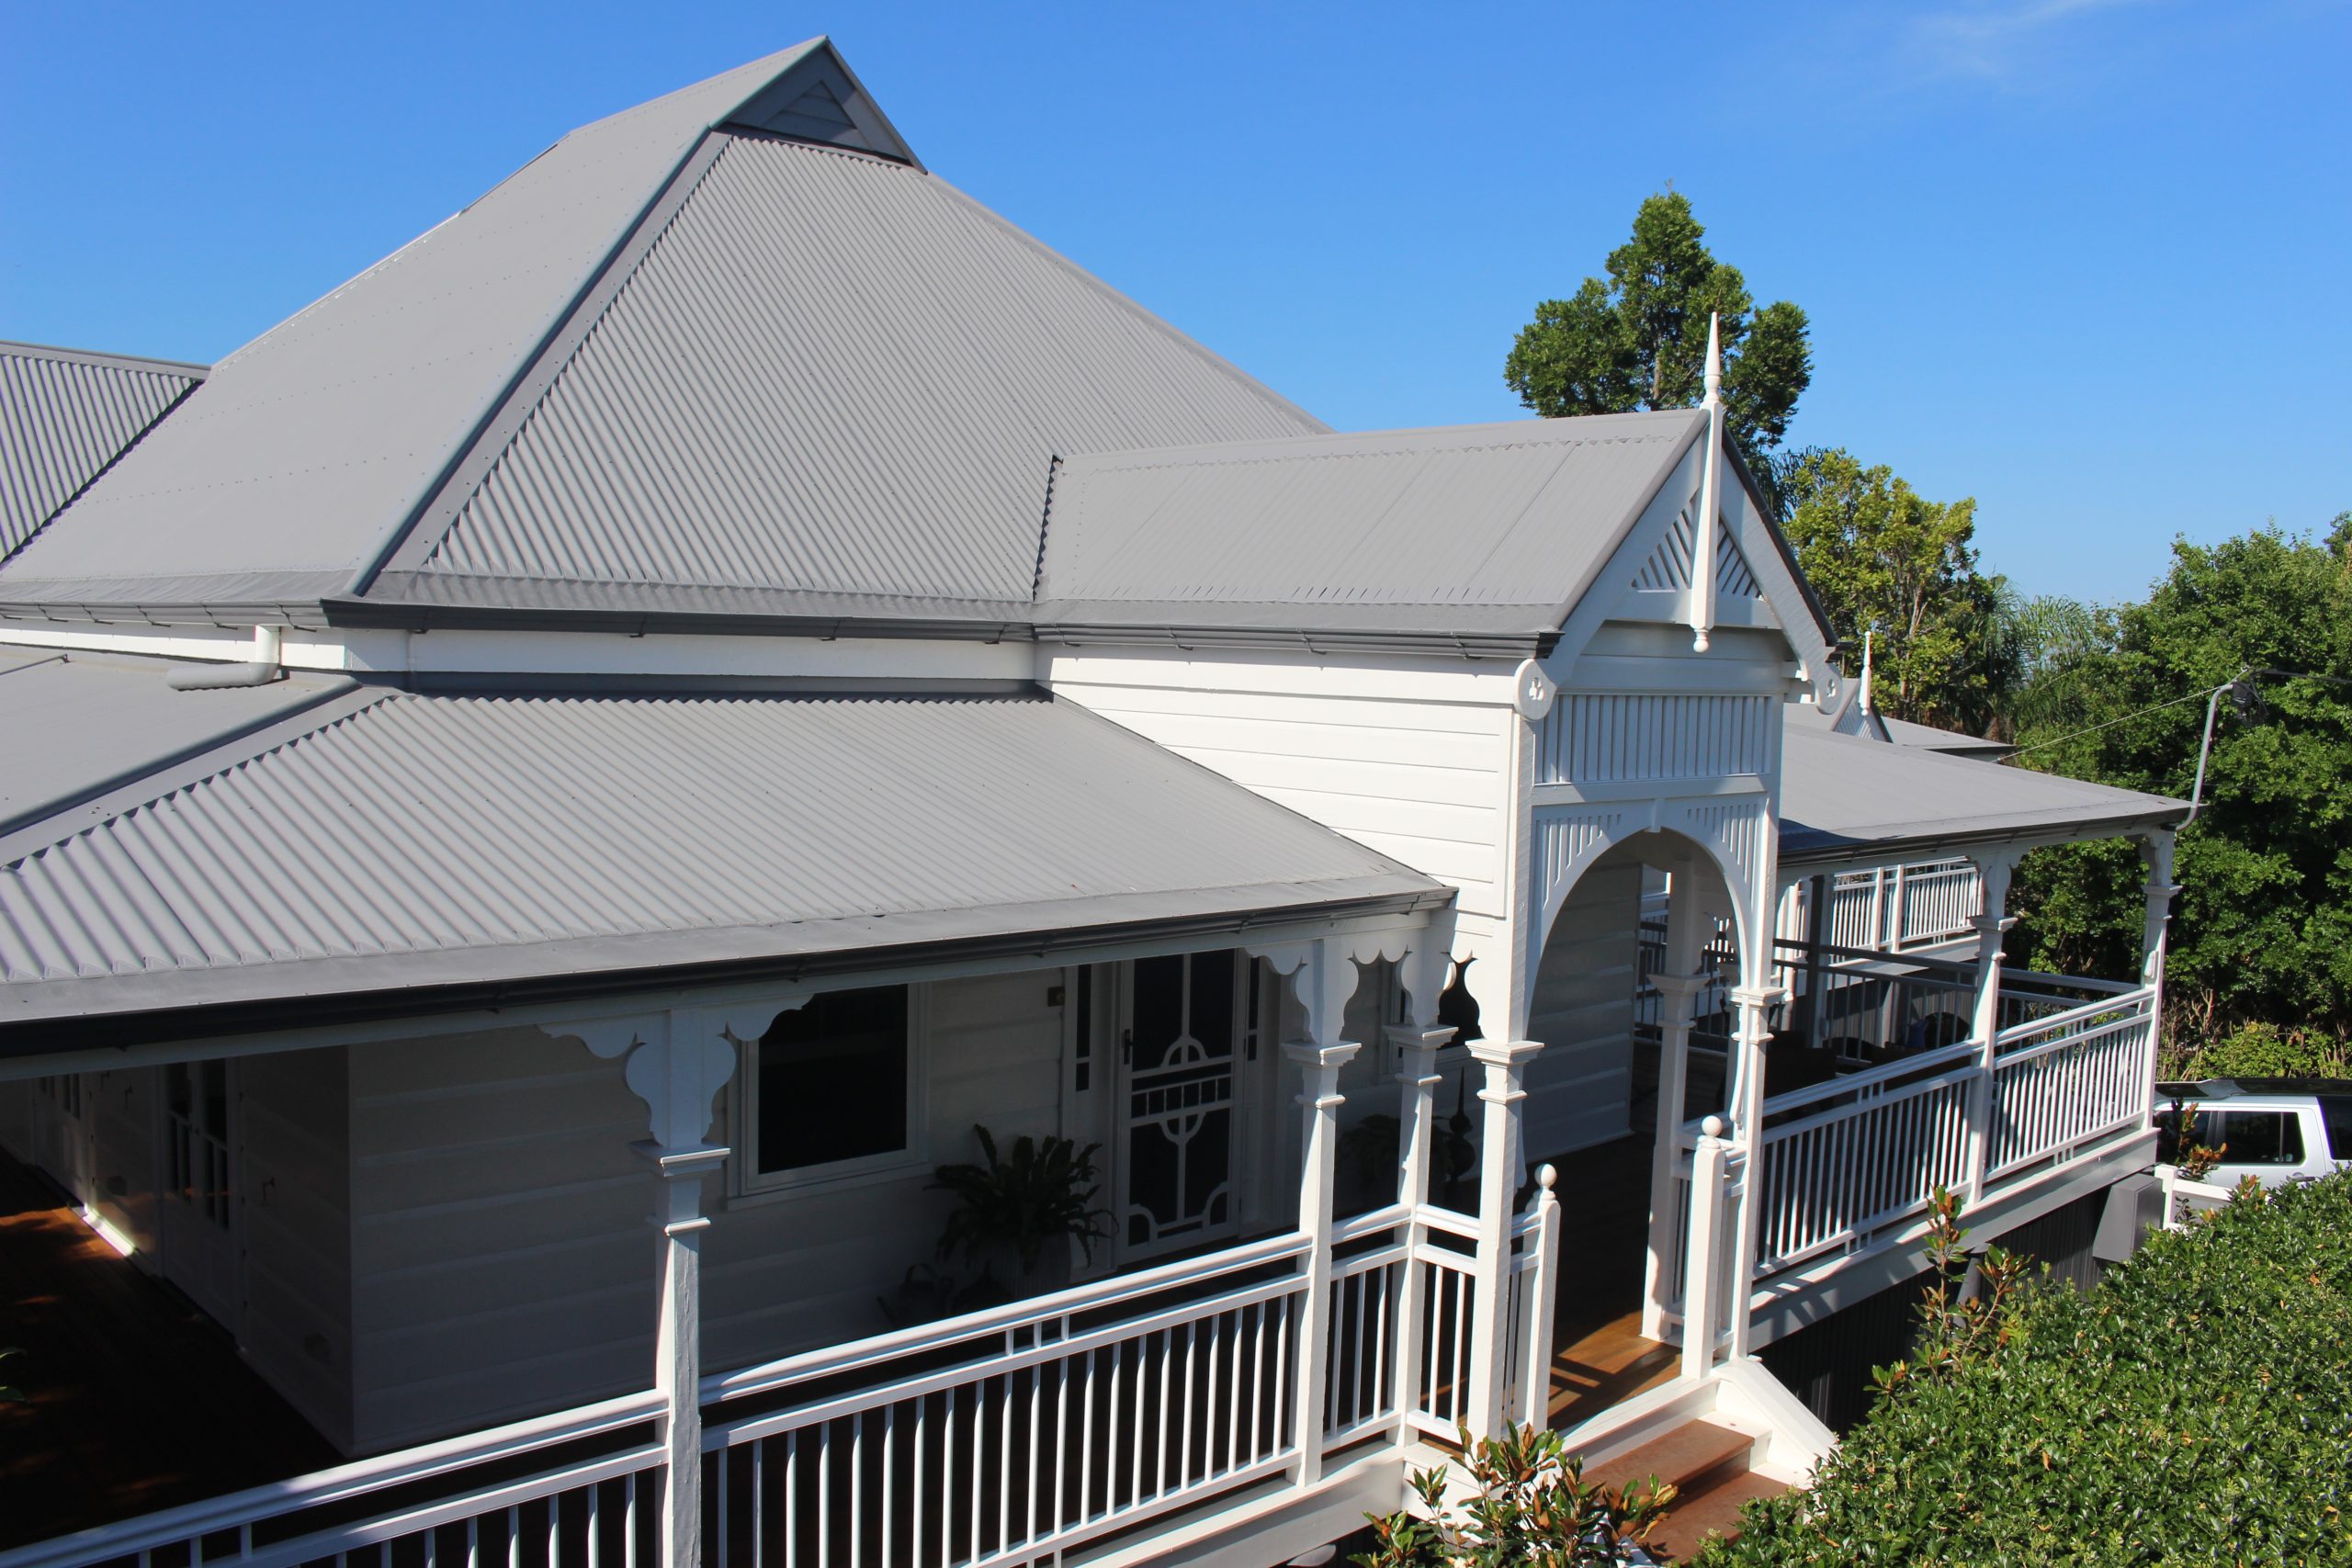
1123, 952, 1242, 1250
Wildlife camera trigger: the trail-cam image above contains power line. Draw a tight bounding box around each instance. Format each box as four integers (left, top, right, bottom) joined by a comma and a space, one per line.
2005, 664, 2352, 761
2003, 682, 2232, 759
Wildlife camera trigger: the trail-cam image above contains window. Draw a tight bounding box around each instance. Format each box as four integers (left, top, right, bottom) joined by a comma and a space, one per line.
2211, 1109, 2304, 1167
747, 985, 917, 1185
2322, 1098, 2352, 1162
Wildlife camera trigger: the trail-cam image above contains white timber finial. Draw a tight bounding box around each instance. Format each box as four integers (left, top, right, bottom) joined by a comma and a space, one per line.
1860, 626, 1876, 716
1690, 311, 1724, 652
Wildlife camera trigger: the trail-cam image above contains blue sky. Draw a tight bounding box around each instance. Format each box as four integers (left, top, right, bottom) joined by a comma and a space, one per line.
5, 0, 2344, 604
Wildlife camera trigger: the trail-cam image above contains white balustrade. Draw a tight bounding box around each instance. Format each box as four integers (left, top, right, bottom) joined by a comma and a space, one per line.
0, 1392, 668, 1568
1718, 980, 2157, 1301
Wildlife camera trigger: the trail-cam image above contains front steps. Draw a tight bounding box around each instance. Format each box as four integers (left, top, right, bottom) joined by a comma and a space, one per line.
1585, 1416, 1788, 1560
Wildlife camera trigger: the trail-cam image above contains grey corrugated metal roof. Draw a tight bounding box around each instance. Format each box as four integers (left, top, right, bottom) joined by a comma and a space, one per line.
0, 341, 205, 560
1780, 725, 2184, 863
1879, 714, 2013, 757
0, 689, 1442, 1032
0, 651, 354, 837
0, 40, 1323, 632
1031, 412, 1703, 646
357, 128, 1321, 624
0, 42, 829, 617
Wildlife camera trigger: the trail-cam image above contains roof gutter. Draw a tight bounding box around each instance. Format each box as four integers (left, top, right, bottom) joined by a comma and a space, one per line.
0, 886, 1456, 1055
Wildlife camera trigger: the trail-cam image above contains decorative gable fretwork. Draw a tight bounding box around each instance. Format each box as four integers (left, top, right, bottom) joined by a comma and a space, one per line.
1630, 506, 1761, 599
1533, 693, 1776, 786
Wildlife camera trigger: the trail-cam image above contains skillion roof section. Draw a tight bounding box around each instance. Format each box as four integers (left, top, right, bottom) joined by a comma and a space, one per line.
1032, 411, 1708, 655
1779, 725, 2185, 865
0, 340, 206, 562
0, 39, 1323, 634
0, 687, 1444, 1046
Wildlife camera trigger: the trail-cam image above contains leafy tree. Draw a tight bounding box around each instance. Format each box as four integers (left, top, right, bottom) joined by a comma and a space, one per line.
2007, 519, 2352, 1044
1703, 1173, 2352, 1565
1776, 448, 2003, 730
1504, 192, 1812, 502
1355, 1422, 1676, 1566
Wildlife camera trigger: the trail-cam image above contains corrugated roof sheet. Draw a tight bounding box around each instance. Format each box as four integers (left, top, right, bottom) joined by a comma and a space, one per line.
0, 689, 1442, 1028
0, 652, 353, 838
0, 342, 204, 560
1780, 725, 2183, 863
1032, 412, 1702, 641
0, 43, 828, 614
368, 130, 1325, 622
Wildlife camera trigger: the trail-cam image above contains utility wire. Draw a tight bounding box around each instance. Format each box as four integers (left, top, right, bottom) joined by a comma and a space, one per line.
2004, 664, 2352, 761
2003, 682, 2233, 759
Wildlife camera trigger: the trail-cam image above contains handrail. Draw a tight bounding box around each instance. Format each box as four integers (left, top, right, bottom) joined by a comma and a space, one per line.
1996, 1006, 2154, 1068
0, 1391, 666, 1568
704, 1230, 1310, 1404
1744, 1036, 1984, 1124
1760, 1061, 1981, 1145
2006, 968, 2141, 998
705, 1268, 1309, 1449
1994, 985, 2154, 1050
1331, 1201, 1409, 1244
1412, 1203, 1482, 1244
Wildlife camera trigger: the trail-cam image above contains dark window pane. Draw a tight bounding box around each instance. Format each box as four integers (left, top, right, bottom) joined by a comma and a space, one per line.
2321, 1099, 2352, 1162
1132, 955, 1184, 1061
1188, 951, 1235, 1055
2214, 1110, 2301, 1166
756, 986, 908, 1174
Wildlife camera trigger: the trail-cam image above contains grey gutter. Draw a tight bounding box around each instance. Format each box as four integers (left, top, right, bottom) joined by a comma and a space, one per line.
0, 883, 1456, 1054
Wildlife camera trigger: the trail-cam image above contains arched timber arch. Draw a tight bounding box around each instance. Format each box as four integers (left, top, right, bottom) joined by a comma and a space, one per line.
1524, 795, 1774, 1023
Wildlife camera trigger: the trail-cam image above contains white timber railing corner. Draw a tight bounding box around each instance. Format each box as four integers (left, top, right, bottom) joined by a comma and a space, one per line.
1689, 977, 2158, 1309
2154, 1164, 2236, 1231
1826, 860, 1984, 953
0, 1390, 669, 1568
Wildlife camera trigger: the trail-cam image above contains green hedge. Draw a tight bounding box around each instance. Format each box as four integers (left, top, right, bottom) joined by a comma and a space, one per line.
1703, 1173, 2352, 1565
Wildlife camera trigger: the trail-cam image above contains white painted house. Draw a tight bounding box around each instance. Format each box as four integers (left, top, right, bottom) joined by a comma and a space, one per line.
0, 39, 2187, 1568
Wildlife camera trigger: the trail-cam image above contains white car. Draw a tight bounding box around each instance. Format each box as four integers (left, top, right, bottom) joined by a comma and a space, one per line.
2154, 1078, 2352, 1190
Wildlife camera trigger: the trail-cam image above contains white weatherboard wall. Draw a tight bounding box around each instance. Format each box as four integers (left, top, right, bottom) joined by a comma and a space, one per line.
345, 971, 1068, 1453
1521, 853, 1644, 1160
241, 1047, 356, 1450
1046, 648, 1518, 1015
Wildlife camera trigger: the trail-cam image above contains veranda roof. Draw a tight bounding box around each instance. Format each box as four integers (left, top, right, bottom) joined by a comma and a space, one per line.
1779, 725, 2185, 865
0, 682, 1445, 1046
0, 649, 352, 837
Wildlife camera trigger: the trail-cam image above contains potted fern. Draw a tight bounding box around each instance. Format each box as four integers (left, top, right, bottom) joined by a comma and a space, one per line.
931, 1125, 1114, 1305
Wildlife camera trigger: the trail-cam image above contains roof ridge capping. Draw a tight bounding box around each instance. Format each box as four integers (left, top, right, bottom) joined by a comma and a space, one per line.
1059, 407, 1704, 470
0, 339, 210, 380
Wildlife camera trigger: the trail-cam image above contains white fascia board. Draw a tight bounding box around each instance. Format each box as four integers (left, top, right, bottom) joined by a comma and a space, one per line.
0, 621, 402, 671
1040, 641, 1525, 708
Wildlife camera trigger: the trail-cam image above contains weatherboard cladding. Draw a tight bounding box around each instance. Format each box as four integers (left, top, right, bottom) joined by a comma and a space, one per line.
1032, 411, 1703, 637
0, 692, 1439, 1013
0, 343, 202, 558
386, 130, 1325, 618
0, 43, 826, 609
